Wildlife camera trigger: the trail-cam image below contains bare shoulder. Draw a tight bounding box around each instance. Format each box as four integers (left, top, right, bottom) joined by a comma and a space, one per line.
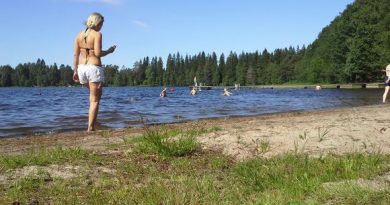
75, 31, 84, 41
77, 31, 85, 37
91, 30, 102, 37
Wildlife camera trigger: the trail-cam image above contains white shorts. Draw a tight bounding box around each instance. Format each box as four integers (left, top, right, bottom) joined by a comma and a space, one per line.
77, 64, 105, 84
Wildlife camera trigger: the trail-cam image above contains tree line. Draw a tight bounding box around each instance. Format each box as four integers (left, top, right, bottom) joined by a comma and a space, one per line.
1, 0, 389, 87
0, 47, 305, 87
0, 59, 74, 87
112, 47, 307, 87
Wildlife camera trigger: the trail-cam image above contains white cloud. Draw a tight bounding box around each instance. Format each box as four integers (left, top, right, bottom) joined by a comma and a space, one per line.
100, 0, 121, 5
68, 0, 122, 5
132, 20, 150, 30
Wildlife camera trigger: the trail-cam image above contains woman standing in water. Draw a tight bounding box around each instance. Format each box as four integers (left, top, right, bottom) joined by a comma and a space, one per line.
73, 12, 116, 131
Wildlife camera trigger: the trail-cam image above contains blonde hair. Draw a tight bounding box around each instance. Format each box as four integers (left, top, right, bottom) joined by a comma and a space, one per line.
83, 12, 104, 41
85, 12, 104, 29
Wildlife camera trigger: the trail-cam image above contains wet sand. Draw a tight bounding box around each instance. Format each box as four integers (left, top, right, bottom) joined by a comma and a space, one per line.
1, 104, 390, 159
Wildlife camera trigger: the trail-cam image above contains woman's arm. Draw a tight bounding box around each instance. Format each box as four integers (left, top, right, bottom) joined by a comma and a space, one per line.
94, 32, 116, 57
73, 36, 80, 82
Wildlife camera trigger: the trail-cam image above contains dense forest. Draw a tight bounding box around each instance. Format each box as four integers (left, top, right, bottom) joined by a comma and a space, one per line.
0, 0, 389, 87
295, 0, 390, 83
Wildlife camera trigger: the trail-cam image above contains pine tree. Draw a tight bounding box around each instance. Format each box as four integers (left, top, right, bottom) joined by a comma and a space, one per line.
166, 54, 175, 86
211, 52, 221, 86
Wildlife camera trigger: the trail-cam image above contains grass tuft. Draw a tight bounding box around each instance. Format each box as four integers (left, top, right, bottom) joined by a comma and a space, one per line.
135, 126, 201, 157
318, 127, 330, 142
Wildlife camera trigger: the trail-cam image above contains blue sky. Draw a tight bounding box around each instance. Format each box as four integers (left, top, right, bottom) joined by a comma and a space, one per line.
0, 0, 354, 68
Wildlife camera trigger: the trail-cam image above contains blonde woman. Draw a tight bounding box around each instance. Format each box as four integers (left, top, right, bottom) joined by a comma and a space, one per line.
73, 12, 116, 132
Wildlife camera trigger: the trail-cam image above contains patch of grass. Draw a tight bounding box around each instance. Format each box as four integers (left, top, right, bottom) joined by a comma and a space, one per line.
1, 128, 390, 204
233, 153, 390, 203
260, 140, 270, 153
319, 183, 390, 204
135, 126, 201, 157
4, 167, 52, 204
1, 152, 389, 204
0, 147, 103, 171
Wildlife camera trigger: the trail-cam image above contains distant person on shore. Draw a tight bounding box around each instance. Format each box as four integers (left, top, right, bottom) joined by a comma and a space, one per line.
223, 88, 232, 96
382, 64, 390, 103
160, 87, 167, 97
72, 12, 116, 132
190, 87, 197, 95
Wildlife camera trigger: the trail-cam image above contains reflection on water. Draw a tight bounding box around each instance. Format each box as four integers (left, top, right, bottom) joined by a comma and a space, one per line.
0, 87, 383, 137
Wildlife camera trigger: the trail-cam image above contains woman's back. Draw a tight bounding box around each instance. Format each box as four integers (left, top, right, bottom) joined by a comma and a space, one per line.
76, 29, 102, 66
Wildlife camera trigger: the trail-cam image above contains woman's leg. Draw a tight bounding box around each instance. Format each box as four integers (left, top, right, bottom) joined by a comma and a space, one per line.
383, 86, 389, 103
88, 82, 102, 131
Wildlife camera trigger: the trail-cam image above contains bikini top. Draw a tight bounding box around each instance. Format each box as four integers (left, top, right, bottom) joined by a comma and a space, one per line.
80, 28, 94, 64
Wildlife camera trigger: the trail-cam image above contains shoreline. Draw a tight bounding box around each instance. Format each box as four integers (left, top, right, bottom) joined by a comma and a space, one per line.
1, 103, 390, 159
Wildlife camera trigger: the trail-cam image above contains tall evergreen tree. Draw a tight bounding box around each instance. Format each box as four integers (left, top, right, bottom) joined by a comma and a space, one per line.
211, 52, 221, 86
0, 65, 13, 86
224, 52, 238, 85
165, 54, 175, 86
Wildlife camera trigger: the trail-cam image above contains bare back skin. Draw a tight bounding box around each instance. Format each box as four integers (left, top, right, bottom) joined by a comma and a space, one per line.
73, 25, 116, 82
74, 29, 103, 67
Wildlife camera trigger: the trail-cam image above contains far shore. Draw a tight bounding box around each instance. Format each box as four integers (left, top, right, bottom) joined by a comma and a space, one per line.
222, 82, 385, 89
1, 103, 390, 159
0, 82, 386, 89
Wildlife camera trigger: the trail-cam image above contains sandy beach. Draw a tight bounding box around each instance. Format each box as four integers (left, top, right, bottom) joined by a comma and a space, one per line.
1, 104, 389, 159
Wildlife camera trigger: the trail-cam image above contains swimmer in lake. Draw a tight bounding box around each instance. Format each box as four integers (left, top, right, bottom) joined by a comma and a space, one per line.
160, 87, 167, 97
223, 88, 232, 96
190, 87, 197, 95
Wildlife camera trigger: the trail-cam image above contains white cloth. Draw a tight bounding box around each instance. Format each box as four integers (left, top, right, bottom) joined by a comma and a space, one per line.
77, 64, 104, 84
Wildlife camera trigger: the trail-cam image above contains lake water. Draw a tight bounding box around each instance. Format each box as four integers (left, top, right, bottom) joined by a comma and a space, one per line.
0, 87, 384, 137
